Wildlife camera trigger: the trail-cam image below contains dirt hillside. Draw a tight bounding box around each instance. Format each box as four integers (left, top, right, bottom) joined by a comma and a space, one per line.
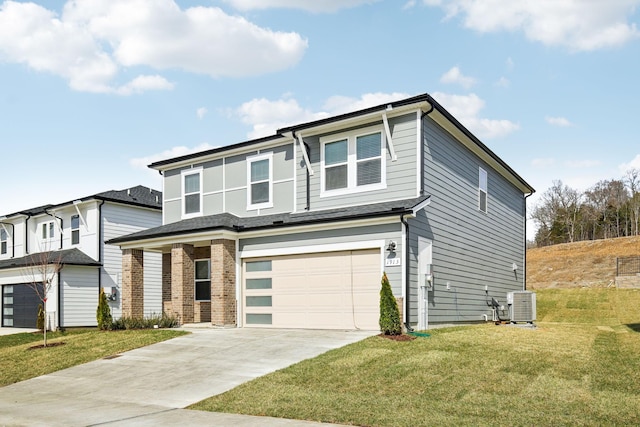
527, 236, 640, 289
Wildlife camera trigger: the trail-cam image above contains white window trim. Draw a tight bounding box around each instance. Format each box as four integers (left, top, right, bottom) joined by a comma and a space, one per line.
71, 214, 80, 246
194, 258, 211, 302
247, 152, 274, 211
182, 167, 203, 219
41, 221, 55, 241
0, 228, 7, 255
479, 166, 488, 213
320, 125, 387, 198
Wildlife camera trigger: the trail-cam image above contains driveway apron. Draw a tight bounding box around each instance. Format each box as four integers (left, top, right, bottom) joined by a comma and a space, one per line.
0, 328, 374, 426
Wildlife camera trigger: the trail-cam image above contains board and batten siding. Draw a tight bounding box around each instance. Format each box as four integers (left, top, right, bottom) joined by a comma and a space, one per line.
240, 223, 404, 296
162, 145, 295, 224
418, 116, 526, 324
102, 203, 162, 318
295, 114, 419, 212
60, 266, 99, 327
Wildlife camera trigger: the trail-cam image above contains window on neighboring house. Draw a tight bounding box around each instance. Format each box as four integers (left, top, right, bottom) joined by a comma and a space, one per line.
479, 167, 488, 213
195, 259, 211, 301
182, 169, 202, 217
321, 126, 385, 196
41, 221, 55, 240
247, 153, 273, 209
71, 215, 80, 245
0, 229, 7, 255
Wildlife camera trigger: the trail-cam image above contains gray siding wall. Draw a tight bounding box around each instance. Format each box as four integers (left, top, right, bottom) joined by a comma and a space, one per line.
239, 223, 404, 296
102, 203, 162, 319
60, 266, 99, 327
415, 117, 526, 325
163, 145, 295, 224
295, 113, 419, 212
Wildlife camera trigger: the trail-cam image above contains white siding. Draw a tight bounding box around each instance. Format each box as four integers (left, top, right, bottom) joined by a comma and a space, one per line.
61, 266, 99, 327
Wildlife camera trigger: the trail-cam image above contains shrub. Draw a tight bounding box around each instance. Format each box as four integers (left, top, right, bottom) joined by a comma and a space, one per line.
36, 304, 45, 331
111, 313, 180, 330
96, 289, 113, 330
379, 272, 402, 335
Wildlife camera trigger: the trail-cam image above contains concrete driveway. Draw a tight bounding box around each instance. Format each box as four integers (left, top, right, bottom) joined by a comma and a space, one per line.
0, 327, 375, 426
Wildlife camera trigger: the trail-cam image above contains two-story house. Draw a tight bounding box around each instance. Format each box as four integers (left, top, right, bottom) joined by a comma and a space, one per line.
0, 186, 162, 329
109, 93, 534, 331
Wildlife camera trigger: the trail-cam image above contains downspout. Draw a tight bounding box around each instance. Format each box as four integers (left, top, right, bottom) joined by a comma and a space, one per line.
0, 222, 15, 258
98, 200, 105, 294
57, 266, 63, 330
420, 104, 435, 197
400, 213, 413, 332
303, 142, 311, 211
24, 214, 31, 254
523, 192, 534, 290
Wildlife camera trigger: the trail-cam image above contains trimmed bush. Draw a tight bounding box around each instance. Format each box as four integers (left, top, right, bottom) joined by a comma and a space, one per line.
379, 272, 402, 335
112, 313, 180, 330
36, 304, 45, 331
96, 289, 113, 330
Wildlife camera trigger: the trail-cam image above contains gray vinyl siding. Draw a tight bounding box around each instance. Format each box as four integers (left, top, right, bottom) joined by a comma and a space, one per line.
102, 203, 162, 319
296, 113, 419, 212
162, 145, 295, 224
240, 223, 404, 295
60, 266, 99, 327
418, 117, 525, 325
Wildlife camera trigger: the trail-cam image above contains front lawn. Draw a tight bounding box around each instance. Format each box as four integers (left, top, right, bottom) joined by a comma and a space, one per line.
0, 328, 187, 386
191, 288, 640, 426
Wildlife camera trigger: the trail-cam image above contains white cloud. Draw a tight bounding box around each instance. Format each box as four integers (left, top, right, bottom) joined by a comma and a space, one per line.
403, 0, 417, 10
0, 0, 307, 94
545, 116, 574, 127
495, 77, 510, 87
130, 143, 219, 170
222, 0, 378, 13
424, 0, 640, 51
506, 57, 515, 70
532, 158, 555, 168
196, 107, 208, 120
237, 92, 411, 138
565, 160, 601, 168
619, 154, 640, 172
440, 66, 476, 89
431, 92, 520, 139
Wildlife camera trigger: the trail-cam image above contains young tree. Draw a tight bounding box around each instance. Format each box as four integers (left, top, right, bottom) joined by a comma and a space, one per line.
379, 272, 402, 335
22, 251, 63, 347
97, 289, 113, 330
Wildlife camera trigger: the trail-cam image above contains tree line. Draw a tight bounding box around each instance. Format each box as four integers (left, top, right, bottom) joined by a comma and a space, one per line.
531, 169, 640, 247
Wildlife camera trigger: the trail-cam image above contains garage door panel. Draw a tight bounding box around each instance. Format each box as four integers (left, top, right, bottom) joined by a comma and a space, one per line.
243, 249, 381, 330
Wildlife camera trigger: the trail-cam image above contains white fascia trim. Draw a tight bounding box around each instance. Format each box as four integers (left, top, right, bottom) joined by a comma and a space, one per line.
115, 230, 239, 251
382, 111, 397, 162
296, 133, 314, 176
241, 239, 386, 259
411, 197, 432, 216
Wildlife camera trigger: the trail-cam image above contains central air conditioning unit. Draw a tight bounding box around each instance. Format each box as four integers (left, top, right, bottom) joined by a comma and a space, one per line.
507, 291, 536, 323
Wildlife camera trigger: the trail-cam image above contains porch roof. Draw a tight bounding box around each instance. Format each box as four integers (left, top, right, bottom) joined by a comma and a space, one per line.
107, 195, 431, 246
0, 248, 102, 271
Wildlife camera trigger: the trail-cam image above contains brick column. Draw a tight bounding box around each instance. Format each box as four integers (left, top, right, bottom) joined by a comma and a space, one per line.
211, 239, 237, 326
171, 243, 195, 324
162, 253, 172, 315
122, 249, 144, 318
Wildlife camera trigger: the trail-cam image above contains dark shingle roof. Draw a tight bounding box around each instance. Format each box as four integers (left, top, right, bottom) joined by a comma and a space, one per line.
107, 196, 430, 245
0, 248, 101, 271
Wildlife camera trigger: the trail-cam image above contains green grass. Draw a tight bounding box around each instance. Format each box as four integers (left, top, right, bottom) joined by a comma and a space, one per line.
191, 288, 640, 426
0, 328, 187, 386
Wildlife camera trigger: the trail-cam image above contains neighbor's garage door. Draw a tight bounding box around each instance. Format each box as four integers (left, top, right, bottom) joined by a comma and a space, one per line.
2, 284, 43, 328
243, 249, 381, 330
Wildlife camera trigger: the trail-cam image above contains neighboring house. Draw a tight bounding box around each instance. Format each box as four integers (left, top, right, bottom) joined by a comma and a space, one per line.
109, 93, 534, 331
0, 186, 162, 329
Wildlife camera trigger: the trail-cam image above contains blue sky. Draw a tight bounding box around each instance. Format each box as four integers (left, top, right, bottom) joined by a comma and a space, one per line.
1, 0, 640, 238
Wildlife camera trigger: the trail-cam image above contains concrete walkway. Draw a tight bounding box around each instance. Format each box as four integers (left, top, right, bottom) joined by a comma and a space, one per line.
0, 327, 375, 426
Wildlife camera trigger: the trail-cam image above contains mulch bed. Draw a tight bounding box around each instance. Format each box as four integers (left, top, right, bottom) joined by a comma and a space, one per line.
27, 342, 66, 350
377, 333, 415, 341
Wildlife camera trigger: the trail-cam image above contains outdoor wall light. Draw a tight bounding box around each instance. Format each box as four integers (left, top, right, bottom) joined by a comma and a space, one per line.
386, 241, 397, 253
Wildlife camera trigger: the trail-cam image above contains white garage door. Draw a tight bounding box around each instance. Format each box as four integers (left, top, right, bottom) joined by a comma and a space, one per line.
243, 249, 381, 330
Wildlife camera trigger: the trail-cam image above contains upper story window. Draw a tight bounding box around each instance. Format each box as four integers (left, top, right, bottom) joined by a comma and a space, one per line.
195, 259, 211, 301
41, 221, 55, 241
0, 228, 7, 255
479, 167, 488, 213
71, 215, 80, 245
182, 168, 203, 218
247, 153, 273, 210
321, 125, 386, 197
